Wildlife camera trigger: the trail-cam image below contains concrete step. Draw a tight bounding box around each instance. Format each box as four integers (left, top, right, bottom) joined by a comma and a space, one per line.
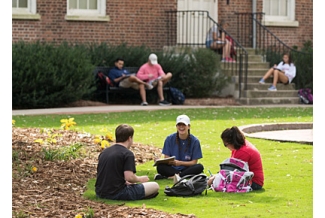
221, 61, 270, 69
241, 83, 296, 91
233, 76, 263, 83
242, 90, 299, 98
247, 55, 264, 62
222, 68, 271, 76
244, 48, 259, 55
238, 97, 301, 105
233, 76, 295, 84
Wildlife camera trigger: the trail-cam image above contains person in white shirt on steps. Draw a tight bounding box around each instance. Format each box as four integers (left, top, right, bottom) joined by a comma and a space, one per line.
259, 53, 296, 91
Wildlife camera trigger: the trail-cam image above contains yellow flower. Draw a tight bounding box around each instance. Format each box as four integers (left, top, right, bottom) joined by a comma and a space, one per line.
105, 132, 114, 142
32, 167, 37, 172
60, 118, 76, 130
101, 140, 109, 148
12, 120, 16, 125
94, 138, 101, 144
34, 139, 44, 145
75, 214, 83, 218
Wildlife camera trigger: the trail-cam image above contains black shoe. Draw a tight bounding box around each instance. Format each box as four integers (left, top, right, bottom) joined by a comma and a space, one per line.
159, 100, 171, 106
154, 174, 167, 180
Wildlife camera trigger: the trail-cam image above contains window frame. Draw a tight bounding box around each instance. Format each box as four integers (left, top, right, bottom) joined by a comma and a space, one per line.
65, 0, 109, 22
12, 0, 41, 20
263, 0, 299, 27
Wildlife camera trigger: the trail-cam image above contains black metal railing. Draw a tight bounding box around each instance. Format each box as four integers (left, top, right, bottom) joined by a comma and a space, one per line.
235, 12, 313, 90
166, 10, 249, 98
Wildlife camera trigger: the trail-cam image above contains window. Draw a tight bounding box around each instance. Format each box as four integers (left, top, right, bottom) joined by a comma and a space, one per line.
65, 0, 109, 22
263, 0, 299, 27
12, 0, 40, 20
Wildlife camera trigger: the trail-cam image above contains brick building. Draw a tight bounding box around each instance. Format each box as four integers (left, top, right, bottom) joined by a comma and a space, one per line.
12, 0, 312, 50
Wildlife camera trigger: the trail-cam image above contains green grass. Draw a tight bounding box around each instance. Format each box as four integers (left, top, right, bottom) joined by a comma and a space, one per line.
13, 107, 313, 218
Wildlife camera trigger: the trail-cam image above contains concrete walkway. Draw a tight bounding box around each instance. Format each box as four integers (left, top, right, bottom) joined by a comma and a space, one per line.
12, 104, 313, 144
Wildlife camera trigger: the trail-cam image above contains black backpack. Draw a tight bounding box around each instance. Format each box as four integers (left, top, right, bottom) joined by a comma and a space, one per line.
164, 174, 208, 197
169, 87, 185, 105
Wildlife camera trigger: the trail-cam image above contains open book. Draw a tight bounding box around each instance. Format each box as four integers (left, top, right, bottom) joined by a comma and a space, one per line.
153, 156, 175, 167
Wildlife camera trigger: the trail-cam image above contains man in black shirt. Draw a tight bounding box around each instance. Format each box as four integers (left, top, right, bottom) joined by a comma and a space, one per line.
95, 124, 159, 200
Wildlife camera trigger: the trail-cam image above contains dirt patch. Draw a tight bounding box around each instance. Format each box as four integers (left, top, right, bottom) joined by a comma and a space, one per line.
12, 127, 196, 218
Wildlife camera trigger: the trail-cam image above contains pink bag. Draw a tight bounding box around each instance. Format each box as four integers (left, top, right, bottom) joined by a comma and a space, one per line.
212, 169, 254, 193
211, 158, 254, 193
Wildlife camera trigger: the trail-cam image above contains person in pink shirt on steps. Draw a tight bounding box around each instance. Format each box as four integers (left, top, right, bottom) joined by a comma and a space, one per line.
137, 54, 172, 106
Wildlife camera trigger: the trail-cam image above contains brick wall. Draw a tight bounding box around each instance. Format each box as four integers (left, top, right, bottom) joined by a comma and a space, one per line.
217, 0, 313, 49
12, 0, 312, 50
12, 0, 176, 50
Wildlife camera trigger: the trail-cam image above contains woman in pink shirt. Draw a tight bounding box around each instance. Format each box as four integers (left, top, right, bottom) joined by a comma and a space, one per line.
221, 126, 264, 190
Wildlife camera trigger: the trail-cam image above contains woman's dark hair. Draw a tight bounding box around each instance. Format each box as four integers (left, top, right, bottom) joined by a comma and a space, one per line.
115, 124, 134, 142
283, 52, 293, 65
220, 126, 245, 150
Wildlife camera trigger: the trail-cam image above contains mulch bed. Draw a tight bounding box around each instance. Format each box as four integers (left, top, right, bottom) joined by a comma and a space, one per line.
12, 127, 196, 218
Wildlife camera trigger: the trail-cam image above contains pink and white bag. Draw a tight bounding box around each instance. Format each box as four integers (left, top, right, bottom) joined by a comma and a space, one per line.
211, 158, 254, 193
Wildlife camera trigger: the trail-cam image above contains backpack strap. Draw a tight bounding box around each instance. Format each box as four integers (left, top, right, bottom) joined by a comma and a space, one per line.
172, 174, 195, 187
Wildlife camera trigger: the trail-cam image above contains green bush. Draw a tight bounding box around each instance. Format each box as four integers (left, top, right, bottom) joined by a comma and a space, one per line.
87, 42, 152, 67
12, 41, 96, 109
12, 42, 229, 109
159, 48, 229, 97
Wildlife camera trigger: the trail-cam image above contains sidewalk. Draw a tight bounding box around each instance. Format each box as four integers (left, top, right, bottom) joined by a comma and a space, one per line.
12, 104, 312, 116
12, 104, 313, 144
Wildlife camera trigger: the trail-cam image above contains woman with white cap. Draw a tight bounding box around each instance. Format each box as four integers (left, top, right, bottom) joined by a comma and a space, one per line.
154, 114, 204, 181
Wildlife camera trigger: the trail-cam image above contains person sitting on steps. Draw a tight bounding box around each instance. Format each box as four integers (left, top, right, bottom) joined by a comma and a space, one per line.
259, 52, 296, 91
205, 23, 235, 62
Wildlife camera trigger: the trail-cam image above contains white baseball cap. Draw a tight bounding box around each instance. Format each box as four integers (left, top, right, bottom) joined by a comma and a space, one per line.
176, 115, 190, 126
148, 53, 158, 65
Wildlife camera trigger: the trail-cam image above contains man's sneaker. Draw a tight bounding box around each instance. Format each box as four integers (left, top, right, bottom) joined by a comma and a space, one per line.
154, 174, 167, 180
159, 100, 171, 106
146, 83, 153, 90
259, 78, 265, 84
173, 174, 181, 184
268, 85, 277, 91
141, 101, 148, 106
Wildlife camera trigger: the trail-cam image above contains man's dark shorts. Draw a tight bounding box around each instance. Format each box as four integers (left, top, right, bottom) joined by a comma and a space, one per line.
97, 184, 145, 200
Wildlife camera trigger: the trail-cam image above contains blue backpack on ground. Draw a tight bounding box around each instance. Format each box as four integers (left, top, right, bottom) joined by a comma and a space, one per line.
169, 87, 185, 105
298, 88, 313, 104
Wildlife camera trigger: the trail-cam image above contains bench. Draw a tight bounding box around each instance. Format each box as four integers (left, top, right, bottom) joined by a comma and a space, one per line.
93, 66, 171, 104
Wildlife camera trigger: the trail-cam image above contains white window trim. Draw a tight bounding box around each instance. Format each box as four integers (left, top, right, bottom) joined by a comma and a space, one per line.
12, 0, 41, 20
262, 0, 299, 27
65, 0, 109, 22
